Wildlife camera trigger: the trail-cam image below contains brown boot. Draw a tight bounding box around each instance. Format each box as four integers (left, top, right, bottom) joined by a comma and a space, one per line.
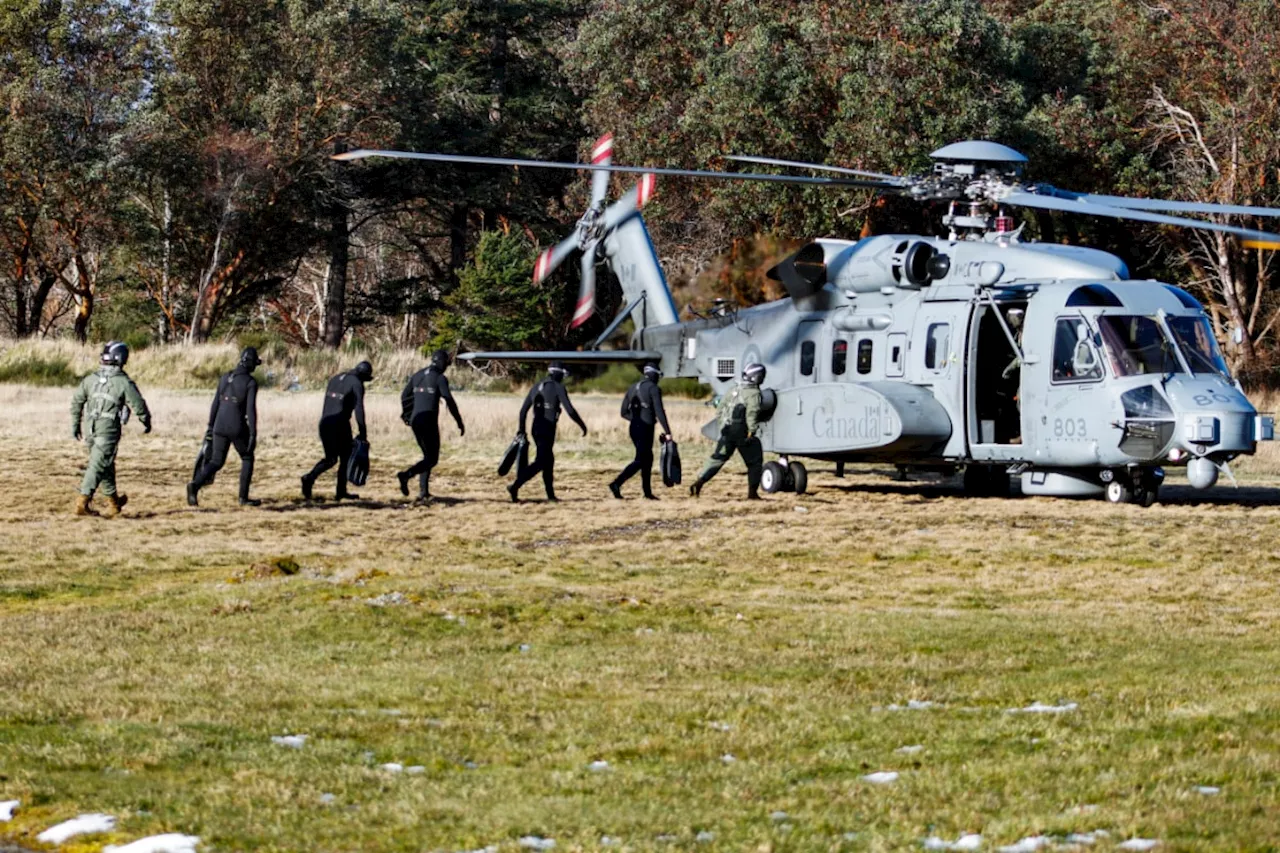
74, 494, 99, 516
102, 494, 128, 518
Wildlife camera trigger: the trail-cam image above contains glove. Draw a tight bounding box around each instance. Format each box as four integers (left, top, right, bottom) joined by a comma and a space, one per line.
580, 424, 588, 437
661, 433, 671, 443
357, 434, 367, 444
143, 421, 152, 434
401, 414, 411, 426
247, 433, 257, 454
73, 426, 82, 442
457, 422, 466, 437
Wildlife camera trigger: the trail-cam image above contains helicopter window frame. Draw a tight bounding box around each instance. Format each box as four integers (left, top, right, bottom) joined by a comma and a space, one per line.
856, 339, 874, 375
925, 323, 950, 371
832, 339, 849, 376
1051, 316, 1105, 384
799, 340, 816, 377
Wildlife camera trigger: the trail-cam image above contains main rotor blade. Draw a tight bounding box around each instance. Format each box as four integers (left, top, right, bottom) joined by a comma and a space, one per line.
571, 252, 597, 329
726, 154, 905, 183
589, 133, 613, 208
534, 234, 578, 284
1039, 186, 1280, 218
1001, 190, 1280, 244
334, 149, 897, 189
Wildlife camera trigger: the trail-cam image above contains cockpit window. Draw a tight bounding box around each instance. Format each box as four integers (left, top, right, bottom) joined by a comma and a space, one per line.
1052, 318, 1103, 382
1167, 316, 1230, 375
1097, 315, 1183, 377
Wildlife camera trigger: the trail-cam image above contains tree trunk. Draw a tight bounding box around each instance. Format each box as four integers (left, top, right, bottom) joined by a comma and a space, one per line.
323, 139, 350, 348
28, 272, 56, 338
450, 204, 468, 283
73, 288, 93, 343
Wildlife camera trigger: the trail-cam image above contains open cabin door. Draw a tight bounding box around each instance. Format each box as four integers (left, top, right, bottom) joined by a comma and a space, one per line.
966, 302, 1027, 462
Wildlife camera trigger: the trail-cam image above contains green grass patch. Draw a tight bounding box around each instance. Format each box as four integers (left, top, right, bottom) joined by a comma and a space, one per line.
0, 355, 77, 386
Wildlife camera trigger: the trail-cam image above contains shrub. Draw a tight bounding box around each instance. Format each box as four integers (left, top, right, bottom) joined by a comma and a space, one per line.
0, 356, 78, 386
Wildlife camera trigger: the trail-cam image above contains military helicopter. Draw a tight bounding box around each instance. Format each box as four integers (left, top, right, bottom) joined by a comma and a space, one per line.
336, 137, 1280, 506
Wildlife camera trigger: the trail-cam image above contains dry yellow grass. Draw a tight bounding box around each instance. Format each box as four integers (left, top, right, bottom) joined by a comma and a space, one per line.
4, 382, 1280, 852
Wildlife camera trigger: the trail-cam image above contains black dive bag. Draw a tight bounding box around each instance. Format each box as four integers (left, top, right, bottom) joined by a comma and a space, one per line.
498, 433, 528, 476
661, 435, 682, 487
347, 439, 371, 487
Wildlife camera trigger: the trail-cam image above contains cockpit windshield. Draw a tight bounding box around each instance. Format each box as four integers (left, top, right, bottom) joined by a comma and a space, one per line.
1166, 315, 1230, 376
1096, 315, 1183, 377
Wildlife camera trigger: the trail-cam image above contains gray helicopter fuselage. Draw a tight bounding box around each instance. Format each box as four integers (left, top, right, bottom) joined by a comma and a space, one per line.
633, 234, 1272, 495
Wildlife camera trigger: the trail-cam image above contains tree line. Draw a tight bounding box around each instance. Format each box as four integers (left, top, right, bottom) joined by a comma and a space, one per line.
4, 0, 1280, 380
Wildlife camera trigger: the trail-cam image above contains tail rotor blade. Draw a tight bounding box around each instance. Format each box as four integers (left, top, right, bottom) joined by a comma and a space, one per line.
534, 234, 579, 284
590, 133, 614, 207
571, 252, 597, 329
603, 174, 656, 231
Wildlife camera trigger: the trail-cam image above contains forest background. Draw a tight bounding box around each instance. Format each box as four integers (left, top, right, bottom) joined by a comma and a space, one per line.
5, 0, 1280, 383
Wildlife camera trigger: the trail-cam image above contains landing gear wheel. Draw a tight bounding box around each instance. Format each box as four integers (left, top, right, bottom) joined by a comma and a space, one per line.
761, 461, 787, 494
1137, 488, 1158, 508
788, 461, 808, 495
1105, 479, 1133, 504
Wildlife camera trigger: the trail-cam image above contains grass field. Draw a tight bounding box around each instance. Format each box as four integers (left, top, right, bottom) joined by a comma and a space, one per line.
4, 383, 1280, 852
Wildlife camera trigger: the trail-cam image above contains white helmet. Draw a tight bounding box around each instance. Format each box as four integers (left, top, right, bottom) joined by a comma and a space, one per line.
741, 362, 766, 385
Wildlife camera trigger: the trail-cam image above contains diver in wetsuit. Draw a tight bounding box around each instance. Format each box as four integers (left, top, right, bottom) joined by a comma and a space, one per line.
507, 361, 587, 502
610, 361, 671, 500
397, 350, 465, 502
187, 346, 261, 507
301, 360, 371, 501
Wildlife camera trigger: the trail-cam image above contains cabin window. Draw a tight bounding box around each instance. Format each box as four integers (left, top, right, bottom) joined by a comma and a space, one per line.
800, 341, 816, 376
925, 323, 950, 369
857, 339, 873, 374
832, 340, 848, 376
1052, 318, 1103, 382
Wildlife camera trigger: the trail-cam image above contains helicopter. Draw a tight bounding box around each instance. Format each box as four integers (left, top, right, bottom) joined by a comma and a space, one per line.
336, 137, 1280, 506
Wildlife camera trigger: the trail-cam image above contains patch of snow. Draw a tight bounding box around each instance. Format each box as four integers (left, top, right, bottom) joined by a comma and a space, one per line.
996, 836, 1050, 853
885, 700, 939, 711
0, 800, 17, 821
380, 763, 404, 773
721, 754, 737, 764
319, 793, 336, 805
655, 834, 679, 842
588, 760, 610, 772
696, 831, 716, 842
37, 814, 117, 844
460, 846, 498, 853
844, 833, 859, 842
1118, 840, 1159, 852
735, 613, 744, 620
600, 837, 620, 847
896, 744, 925, 754
378, 708, 403, 716
770, 811, 789, 822
794, 506, 809, 513
406, 765, 426, 775
924, 835, 982, 851
708, 721, 732, 732
1006, 702, 1077, 715
519, 644, 532, 653
1195, 786, 1221, 795
519, 836, 556, 850
104, 834, 201, 853
861, 771, 900, 784
271, 734, 308, 749
366, 592, 407, 607
1064, 831, 1108, 845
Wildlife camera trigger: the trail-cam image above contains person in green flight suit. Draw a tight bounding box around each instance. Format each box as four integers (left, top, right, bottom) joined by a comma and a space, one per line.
689, 362, 766, 500
70, 341, 152, 517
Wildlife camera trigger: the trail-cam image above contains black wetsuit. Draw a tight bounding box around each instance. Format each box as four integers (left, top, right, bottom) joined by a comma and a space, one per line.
614, 377, 671, 497
400, 366, 464, 497
305, 371, 367, 497
192, 366, 258, 500
511, 376, 586, 499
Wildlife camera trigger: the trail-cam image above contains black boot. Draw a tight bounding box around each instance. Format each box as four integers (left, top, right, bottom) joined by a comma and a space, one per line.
507, 483, 520, 503
300, 475, 313, 500
186, 482, 199, 507
239, 496, 261, 507
689, 479, 703, 498
397, 471, 410, 497
609, 481, 623, 500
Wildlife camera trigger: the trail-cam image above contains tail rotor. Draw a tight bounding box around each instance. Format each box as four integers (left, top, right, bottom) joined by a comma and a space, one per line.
530, 133, 656, 329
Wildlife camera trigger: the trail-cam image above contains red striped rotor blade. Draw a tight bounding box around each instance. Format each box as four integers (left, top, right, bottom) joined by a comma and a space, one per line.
533, 234, 579, 284
570, 252, 597, 329
590, 133, 613, 207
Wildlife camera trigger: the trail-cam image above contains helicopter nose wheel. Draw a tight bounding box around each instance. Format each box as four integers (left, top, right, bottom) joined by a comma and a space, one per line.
1103, 468, 1162, 506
